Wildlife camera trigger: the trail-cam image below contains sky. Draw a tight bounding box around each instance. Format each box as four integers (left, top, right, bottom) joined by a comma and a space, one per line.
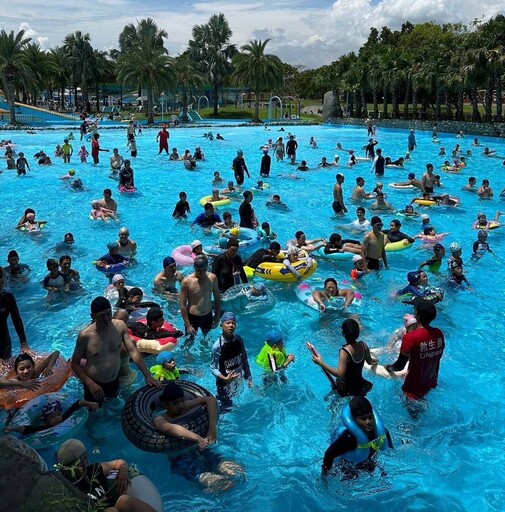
1, 0, 503, 69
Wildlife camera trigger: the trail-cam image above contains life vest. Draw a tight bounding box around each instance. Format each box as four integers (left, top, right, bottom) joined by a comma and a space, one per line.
149, 365, 180, 381
255, 342, 287, 373
331, 403, 388, 463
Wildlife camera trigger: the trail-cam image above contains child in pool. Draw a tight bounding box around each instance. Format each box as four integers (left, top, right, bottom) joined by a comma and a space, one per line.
78, 145, 89, 163
3, 397, 98, 435
212, 171, 224, 185
472, 230, 494, 260
350, 255, 366, 280
0, 351, 60, 389
419, 243, 445, 272
90, 200, 117, 221
255, 329, 295, 383
172, 191, 191, 219
150, 353, 186, 381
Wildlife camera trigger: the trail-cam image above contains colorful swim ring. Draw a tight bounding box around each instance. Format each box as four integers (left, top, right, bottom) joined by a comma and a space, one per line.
122, 380, 216, 453
413, 199, 437, 206
94, 261, 128, 274
0, 355, 70, 411
18, 222, 47, 232
296, 282, 362, 312
119, 185, 137, 193
221, 284, 276, 315
223, 227, 260, 249
7, 392, 88, 450
314, 246, 354, 261
199, 196, 231, 208
416, 234, 448, 244
247, 257, 317, 283
171, 245, 195, 266
397, 286, 444, 304
128, 318, 179, 354
385, 240, 413, 252
252, 183, 270, 191
473, 221, 500, 230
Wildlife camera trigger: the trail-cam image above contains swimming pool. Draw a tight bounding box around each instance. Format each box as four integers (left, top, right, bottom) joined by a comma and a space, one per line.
2, 123, 505, 511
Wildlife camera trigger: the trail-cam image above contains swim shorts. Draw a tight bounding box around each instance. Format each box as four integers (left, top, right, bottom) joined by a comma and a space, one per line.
187, 310, 213, 336
332, 201, 343, 214
366, 257, 381, 270
84, 375, 119, 404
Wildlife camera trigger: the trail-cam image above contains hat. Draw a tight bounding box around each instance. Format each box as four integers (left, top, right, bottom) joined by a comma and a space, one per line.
407, 271, 421, 284
265, 329, 282, 345
449, 242, 461, 253
57, 439, 86, 465
163, 256, 176, 267
160, 382, 184, 404
111, 274, 124, 284
403, 314, 418, 328
191, 240, 202, 250
156, 353, 174, 365
226, 237, 239, 248
352, 255, 363, 263
221, 312, 236, 324
107, 241, 119, 250
420, 214, 430, 221
253, 282, 265, 292
349, 396, 373, 419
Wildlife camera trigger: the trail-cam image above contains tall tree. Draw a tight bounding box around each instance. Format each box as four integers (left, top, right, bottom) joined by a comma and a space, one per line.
173, 52, 205, 122
0, 29, 33, 123
189, 13, 237, 117
232, 39, 283, 122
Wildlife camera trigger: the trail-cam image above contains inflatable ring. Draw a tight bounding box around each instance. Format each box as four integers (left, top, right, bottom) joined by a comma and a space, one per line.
389, 183, 414, 190
128, 317, 179, 354
183, 160, 197, 170
94, 261, 128, 274
171, 245, 195, 266
7, 392, 88, 450
221, 283, 276, 315
18, 222, 47, 232
385, 240, 413, 252
119, 185, 137, 193
248, 257, 317, 283
122, 380, 216, 453
0, 355, 70, 411
413, 199, 437, 206
199, 196, 231, 208
314, 246, 354, 261
222, 227, 260, 249
473, 221, 500, 230
296, 281, 362, 312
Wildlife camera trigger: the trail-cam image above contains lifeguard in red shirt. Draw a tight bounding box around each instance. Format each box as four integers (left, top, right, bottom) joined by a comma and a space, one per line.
157, 126, 170, 154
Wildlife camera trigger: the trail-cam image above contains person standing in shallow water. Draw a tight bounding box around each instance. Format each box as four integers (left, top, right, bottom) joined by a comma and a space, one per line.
232, 150, 250, 185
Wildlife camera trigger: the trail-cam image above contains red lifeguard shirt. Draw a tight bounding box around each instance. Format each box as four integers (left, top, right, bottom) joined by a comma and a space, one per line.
400, 325, 445, 399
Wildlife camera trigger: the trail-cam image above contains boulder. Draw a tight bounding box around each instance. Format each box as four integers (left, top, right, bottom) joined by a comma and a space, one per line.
323, 91, 340, 120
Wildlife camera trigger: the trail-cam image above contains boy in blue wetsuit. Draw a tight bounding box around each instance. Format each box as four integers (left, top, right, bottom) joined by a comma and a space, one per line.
322, 396, 393, 478
472, 230, 494, 260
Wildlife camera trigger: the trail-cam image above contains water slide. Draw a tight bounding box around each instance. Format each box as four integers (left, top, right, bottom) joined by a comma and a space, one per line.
0, 100, 80, 124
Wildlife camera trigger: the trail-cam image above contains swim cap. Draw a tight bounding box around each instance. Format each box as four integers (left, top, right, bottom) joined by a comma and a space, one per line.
221, 312, 236, 324
263, 149, 269, 154
68, 169, 75, 176
57, 439, 86, 465
420, 214, 430, 221
449, 242, 461, 253
408, 173, 415, 179
163, 256, 176, 267
403, 314, 417, 328
349, 396, 373, 419
253, 282, 266, 292
156, 352, 174, 365
190, 240, 202, 250
265, 329, 283, 345
160, 382, 184, 404
230, 228, 240, 237
90, 296, 111, 314
407, 271, 421, 284
42, 399, 63, 420
107, 241, 119, 250
111, 274, 124, 284
237, 149, 243, 155
352, 255, 363, 263
433, 243, 444, 251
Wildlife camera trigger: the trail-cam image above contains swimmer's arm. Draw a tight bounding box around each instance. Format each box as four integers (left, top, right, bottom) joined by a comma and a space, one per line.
154, 415, 206, 445
361, 234, 370, 271
35, 350, 60, 377
211, 276, 221, 327
0, 376, 40, 390
179, 279, 192, 332
382, 236, 389, 269
313, 349, 347, 378
312, 290, 326, 311
322, 431, 356, 474
239, 337, 252, 383
363, 343, 378, 365
385, 352, 409, 372
340, 289, 355, 309
71, 333, 96, 388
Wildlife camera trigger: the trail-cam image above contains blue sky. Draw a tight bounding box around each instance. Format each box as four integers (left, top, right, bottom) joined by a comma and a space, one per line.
1, 0, 503, 68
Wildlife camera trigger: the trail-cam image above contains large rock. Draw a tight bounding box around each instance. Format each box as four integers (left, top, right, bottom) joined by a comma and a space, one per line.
323, 91, 339, 120
0, 436, 87, 512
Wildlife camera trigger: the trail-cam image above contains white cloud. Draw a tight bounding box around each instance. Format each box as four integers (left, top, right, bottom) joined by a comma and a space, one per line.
3, 0, 505, 68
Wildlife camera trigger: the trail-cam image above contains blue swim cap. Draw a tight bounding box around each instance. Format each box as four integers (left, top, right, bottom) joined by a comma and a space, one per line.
408, 173, 415, 180
163, 256, 176, 267
221, 312, 236, 324
265, 329, 283, 345
157, 352, 174, 365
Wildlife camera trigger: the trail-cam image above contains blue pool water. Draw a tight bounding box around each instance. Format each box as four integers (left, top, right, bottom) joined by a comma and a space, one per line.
2, 124, 505, 511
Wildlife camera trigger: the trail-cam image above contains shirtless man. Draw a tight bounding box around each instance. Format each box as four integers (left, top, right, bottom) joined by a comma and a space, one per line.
393, 172, 425, 192
332, 173, 348, 215
477, 179, 493, 199
97, 189, 117, 213
117, 227, 137, 257
180, 255, 221, 339
421, 164, 436, 194
153, 256, 184, 295
361, 216, 389, 271
109, 148, 124, 170
71, 297, 160, 404
351, 177, 374, 201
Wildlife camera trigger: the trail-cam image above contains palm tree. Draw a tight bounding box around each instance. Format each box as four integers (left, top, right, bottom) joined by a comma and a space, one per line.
173, 53, 205, 122
0, 29, 33, 123
63, 31, 96, 109
48, 46, 70, 109
232, 39, 283, 122
116, 20, 174, 124
189, 13, 237, 116
22, 43, 53, 105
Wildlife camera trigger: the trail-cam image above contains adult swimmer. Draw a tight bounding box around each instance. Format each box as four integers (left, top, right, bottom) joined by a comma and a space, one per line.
321, 396, 393, 477
311, 278, 355, 313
